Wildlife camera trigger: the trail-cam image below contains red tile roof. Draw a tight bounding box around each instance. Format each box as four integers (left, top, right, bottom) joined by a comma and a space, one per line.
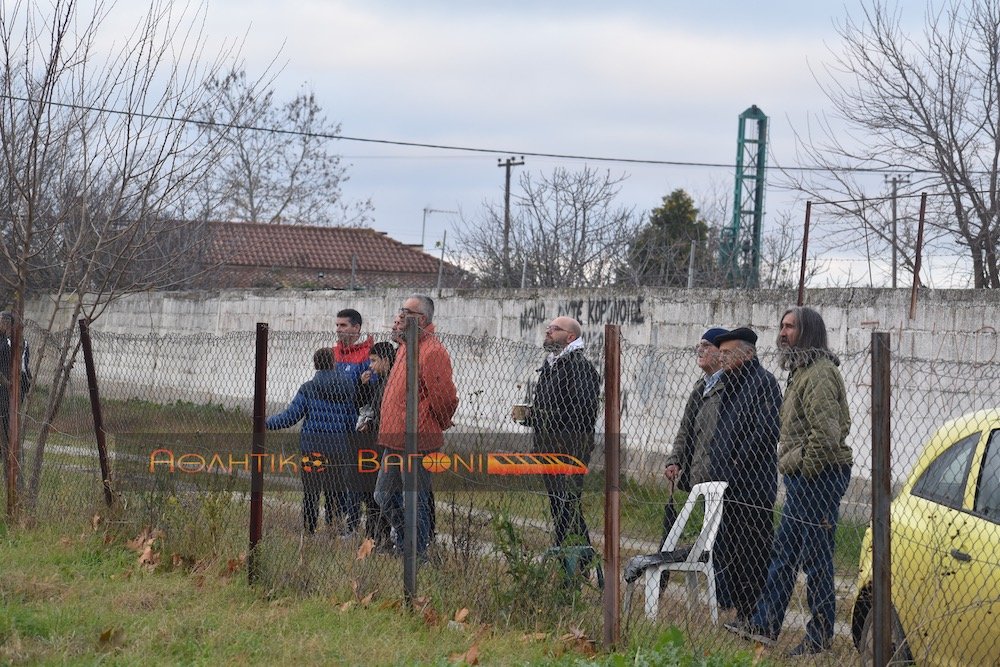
202, 222, 467, 289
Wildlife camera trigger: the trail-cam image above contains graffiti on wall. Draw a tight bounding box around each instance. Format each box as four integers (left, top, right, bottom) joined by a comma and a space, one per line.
518, 297, 645, 334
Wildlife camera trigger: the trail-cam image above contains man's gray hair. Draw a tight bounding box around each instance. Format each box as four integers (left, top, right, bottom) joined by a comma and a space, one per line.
408, 294, 435, 323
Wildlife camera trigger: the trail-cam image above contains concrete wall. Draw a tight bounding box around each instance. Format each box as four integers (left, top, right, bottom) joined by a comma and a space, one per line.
25, 287, 1000, 484
28, 287, 999, 360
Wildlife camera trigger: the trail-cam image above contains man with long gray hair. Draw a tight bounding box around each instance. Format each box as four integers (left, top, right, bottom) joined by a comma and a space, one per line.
727, 306, 852, 657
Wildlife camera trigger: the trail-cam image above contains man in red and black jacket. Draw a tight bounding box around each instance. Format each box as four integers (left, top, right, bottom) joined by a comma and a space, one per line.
332, 308, 373, 535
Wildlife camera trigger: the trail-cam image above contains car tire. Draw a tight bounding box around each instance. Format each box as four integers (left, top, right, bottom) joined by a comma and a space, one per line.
859, 606, 914, 665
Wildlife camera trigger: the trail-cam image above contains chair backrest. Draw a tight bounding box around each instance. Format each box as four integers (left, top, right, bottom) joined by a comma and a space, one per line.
660, 481, 728, 564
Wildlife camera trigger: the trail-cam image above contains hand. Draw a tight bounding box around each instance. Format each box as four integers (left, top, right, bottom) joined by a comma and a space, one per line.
664, 464, 680, 481
360, 369, 372, 385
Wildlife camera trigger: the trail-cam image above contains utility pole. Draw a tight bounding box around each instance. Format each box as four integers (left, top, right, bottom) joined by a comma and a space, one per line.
498, 156, 525, 287
885, 174, 909, 288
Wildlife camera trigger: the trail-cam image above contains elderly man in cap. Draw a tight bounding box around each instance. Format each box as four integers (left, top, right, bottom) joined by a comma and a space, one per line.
665, 326, 781, 623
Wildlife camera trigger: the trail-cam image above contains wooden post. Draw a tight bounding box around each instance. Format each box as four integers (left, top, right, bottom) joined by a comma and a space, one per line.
78, 319, 114, 508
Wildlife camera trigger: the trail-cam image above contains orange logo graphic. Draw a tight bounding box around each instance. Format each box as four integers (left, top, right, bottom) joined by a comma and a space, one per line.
301, 452, 327, 473
355, 449, 587, 476
422, 452, 451, 473
486, 452, 587, 475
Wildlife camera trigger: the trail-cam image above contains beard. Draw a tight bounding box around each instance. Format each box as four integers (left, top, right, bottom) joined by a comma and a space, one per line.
543, 340, 565, 353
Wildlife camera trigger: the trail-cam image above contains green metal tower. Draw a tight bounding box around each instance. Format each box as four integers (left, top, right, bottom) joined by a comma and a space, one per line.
720, 105, 768, 287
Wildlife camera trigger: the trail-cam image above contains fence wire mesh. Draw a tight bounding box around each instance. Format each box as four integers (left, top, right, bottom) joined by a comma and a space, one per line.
4, 317, 999, 664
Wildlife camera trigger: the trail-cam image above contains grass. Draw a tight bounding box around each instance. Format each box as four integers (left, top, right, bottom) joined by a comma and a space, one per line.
0, 519, 766, 666
6, 392, 867, 664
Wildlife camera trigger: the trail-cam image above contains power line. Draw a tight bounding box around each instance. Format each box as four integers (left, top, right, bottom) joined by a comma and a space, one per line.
0, 93, 944, 175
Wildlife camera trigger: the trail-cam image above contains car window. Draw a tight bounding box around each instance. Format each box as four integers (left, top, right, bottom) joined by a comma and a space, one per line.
973, 430, 1000, 523
912, 432, 979, 509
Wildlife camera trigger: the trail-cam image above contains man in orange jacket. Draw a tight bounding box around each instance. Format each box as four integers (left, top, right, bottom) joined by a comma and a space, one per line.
373, 294, 458, 559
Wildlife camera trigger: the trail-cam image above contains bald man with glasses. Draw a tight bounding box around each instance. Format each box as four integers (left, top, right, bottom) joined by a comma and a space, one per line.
516, 316, 600, 584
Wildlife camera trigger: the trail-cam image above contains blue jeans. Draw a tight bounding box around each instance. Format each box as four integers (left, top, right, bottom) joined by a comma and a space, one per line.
750, 464, 851, 646
373, 449, 433, 556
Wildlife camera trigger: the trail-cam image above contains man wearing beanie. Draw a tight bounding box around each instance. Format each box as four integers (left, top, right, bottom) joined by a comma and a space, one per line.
664, 326, 781, 624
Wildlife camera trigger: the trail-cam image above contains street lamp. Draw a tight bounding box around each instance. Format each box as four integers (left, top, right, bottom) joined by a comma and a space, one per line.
422, 207, 458, 249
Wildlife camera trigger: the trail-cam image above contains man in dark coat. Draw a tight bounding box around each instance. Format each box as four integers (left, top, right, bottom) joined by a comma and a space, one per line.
518, 316, 600, 571
1, 311, 31, 481
667, 326, 780, 622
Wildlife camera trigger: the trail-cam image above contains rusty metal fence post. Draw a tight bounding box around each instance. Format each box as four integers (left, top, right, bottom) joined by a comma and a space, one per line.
797, 201, 812, 306
78, 319, 114, 508
248, 322, 268, 585
603, 323, 621, 649
871, 331, 892, 666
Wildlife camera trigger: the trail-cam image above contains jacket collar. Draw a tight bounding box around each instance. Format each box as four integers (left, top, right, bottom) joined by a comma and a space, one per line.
336, 334, 371, 354
544, 337, 585, 367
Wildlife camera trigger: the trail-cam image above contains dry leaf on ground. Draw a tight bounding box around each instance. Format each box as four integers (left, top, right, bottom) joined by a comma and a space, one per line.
357, 538, 374, 560
97, 627, 125, 650
449, 643, 480, 665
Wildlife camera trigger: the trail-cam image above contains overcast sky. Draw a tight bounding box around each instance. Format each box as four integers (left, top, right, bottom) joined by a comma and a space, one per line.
103, 1, 961, 285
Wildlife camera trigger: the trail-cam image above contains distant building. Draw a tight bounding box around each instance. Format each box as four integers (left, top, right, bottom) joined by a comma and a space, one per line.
199, 222, 468, 289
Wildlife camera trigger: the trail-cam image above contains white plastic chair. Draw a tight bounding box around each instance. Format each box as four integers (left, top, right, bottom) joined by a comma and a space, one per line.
625, 480, 728, 624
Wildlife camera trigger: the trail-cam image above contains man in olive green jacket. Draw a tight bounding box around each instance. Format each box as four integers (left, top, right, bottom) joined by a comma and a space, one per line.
727, 306, 853, 657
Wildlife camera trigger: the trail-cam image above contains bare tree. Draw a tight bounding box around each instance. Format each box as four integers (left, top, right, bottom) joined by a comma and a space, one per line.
787, 0, 1000, 287
185, 69, 373, 227
0, 0, 257, 509
456, 166, 639, 288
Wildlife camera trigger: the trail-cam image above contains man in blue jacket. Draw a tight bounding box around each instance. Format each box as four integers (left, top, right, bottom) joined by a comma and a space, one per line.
267, 348, 358, 535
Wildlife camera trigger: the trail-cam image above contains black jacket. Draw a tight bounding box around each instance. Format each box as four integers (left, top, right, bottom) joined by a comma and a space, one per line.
707, 357, 781, 507
530, 348, 601, 459
0, 336, 31, 400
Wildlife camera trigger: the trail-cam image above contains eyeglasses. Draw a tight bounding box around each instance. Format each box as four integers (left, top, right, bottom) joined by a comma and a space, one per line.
545, 325, 567, 333
398, 307, 425, 317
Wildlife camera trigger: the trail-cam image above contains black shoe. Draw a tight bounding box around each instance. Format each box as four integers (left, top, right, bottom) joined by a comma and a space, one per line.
724, 619, 777, 646
786, 639, 832, 657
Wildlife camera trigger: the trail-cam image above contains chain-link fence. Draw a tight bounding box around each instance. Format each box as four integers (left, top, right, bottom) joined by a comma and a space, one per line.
4, 317, 999, 663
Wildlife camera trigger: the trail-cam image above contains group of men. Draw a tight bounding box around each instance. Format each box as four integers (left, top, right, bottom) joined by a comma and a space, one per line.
665, 308, 853, 657
267, 296, 604, 575
266, 295, 458, 559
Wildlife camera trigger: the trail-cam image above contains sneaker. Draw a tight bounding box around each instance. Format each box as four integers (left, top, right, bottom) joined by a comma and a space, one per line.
724, 619, 777, 646
786, 639, 832, 657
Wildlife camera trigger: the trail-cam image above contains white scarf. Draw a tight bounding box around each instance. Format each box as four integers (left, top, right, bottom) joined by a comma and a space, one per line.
546, 336, 585, 366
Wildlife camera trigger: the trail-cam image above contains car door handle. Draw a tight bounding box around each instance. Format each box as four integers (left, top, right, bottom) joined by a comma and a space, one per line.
950, 548, 972, 562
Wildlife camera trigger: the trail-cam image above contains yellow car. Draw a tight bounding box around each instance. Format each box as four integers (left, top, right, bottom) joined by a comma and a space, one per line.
851, 409, 1000, 665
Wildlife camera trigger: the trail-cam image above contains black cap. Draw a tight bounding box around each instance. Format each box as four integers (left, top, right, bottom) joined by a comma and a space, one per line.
714, 327, 758, 345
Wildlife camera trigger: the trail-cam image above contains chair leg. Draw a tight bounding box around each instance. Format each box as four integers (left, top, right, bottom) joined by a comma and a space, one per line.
705, 567, 719, 624
643, 569, 661, 620
685, 571, 698, 614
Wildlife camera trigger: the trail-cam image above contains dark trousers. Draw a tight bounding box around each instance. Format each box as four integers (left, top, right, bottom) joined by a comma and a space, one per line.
329, 446, 361, 532
713, 494, 774, 618
300, 464, 337, 534
750, 464, 852, 646
542, 472, 591, 549
373, 448, 434, 555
